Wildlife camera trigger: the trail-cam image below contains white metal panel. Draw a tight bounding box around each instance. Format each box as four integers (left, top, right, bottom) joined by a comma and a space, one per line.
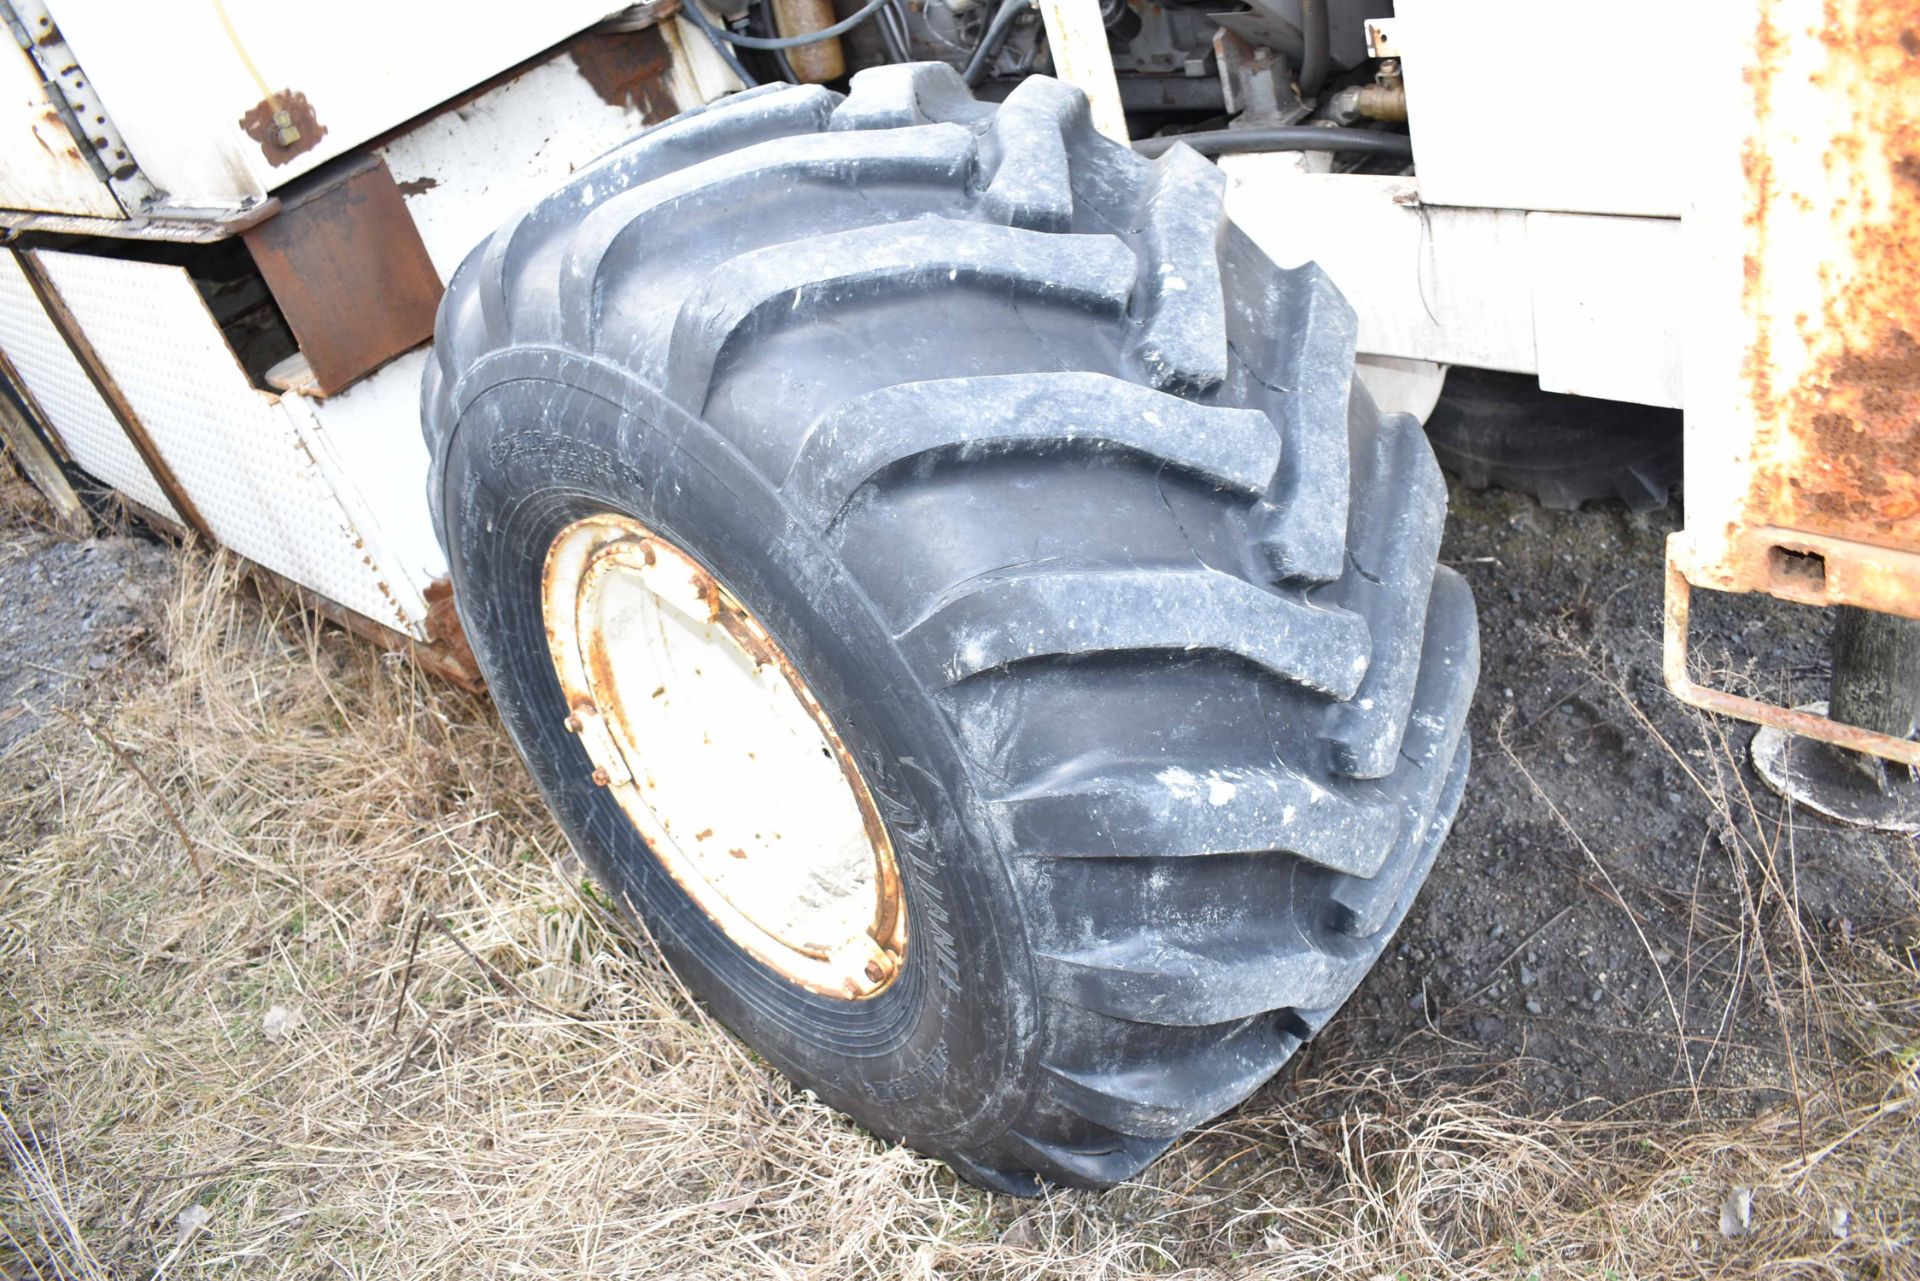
1526, 212, 1684, 409
32, 249, 428, 635
382, 52, 671, 280
47, 0, 632, 212
286, 350, 447, 593
0, 250, 178, 519
1223, 166, 1538, 373
1395, 0, 1694, 217
1222, 161, 1685, 408
0, 41, 120, 217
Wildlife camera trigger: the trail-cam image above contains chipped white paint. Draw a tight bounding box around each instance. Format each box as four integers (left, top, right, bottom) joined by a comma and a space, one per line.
0, 36, 122, 218
43, 0, 647, 214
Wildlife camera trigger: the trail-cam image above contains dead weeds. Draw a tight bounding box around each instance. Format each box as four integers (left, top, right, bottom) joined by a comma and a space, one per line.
2, 551, 1917, 1279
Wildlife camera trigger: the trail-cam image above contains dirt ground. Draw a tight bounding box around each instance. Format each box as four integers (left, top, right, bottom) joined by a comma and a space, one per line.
0, 503, 170, 753
1, 462, 1915, 1279
1331, 484, 1903, 1113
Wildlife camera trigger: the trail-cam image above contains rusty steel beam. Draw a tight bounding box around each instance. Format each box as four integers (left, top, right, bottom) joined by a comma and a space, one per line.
10, 249, 215, 543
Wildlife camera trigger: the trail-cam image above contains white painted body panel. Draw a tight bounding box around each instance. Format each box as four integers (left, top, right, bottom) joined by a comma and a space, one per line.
0, 38, 710, 637
1394, 0, 1694, 217
0, 251, 179, 517
0, 41, 121, 218
45, 0, 633, 211
1222, 163, 1684, 409
34, 249, 428, 632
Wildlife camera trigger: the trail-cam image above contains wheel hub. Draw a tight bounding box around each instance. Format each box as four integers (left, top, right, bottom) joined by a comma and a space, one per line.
543, 514, 905, 998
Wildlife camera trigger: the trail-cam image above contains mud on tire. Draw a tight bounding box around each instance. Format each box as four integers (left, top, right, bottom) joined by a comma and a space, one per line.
421, 65, 1479, 1193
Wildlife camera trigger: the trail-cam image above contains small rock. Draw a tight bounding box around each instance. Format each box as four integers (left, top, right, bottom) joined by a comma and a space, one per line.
1588, 987, 1604, 1004
1489, 923, 1506, 941
1409, 989, 1426, 1011
175, 1204, 212, 1245
1525, 998, 1543, 1015
1664, 791, 1683, 808
1720, 1187, 1753, 1239
1519, 965, 1537, 988
1828, 1204, 1850, 1240
262, 1004, 301, 1042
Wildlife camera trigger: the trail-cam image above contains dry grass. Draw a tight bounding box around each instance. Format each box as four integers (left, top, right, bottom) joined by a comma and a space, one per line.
2, 546, 1917, 1279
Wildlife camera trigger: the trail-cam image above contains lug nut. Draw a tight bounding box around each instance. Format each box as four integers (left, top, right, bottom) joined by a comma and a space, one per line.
591, 767, 611, 787
865, 959, 887, 983
564, 714, 583, 734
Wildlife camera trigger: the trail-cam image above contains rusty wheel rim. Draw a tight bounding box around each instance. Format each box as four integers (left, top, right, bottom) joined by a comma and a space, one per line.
543, 514, 906, 999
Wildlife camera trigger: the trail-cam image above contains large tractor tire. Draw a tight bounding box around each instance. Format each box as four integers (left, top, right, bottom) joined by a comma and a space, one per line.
1424, 366, 1683, 512
421, 66, 1478, 1194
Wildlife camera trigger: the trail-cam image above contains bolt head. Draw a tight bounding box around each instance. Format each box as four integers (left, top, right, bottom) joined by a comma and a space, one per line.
864, 959, 887, 983
591, 767, 611, 787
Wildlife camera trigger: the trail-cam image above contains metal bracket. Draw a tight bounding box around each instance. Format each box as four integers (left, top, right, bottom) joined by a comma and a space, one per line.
1364, 17, 1399, 59
1663, 555, 1920, 767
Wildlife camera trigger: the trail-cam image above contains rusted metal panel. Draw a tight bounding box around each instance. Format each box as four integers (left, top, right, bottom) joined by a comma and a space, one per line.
566, 23, 683, 124
1673, 0, 1920, 613
1658, 0, 1920, 756
241, 152, 442, 396
1739, 0, 1920, 555
1666, 0, 1920, 758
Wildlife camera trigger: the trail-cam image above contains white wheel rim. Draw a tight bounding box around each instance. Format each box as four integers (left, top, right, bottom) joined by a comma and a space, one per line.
543, 514, 905, 998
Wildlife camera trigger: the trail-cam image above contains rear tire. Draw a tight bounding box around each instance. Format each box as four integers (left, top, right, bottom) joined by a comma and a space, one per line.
422, 66, 1478, 1193
1424, 366, 1682, 512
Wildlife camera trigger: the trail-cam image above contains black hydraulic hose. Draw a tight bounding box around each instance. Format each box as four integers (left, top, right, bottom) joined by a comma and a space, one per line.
682, 0, 893, 49
680, 3, 762, 84
1298, 0, 1329, 96
962, 0, 1033, 86
1132, 125, 1412, 160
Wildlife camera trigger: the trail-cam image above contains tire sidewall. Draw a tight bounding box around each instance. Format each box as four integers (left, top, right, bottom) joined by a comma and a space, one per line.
437, 350, 1037, 1152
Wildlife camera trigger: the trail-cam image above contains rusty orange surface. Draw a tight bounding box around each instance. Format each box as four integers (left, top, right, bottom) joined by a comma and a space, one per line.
1740, 0, 1920, 553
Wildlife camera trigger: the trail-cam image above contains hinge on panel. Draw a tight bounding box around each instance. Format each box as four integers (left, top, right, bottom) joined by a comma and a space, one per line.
0, 0, 160, 211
